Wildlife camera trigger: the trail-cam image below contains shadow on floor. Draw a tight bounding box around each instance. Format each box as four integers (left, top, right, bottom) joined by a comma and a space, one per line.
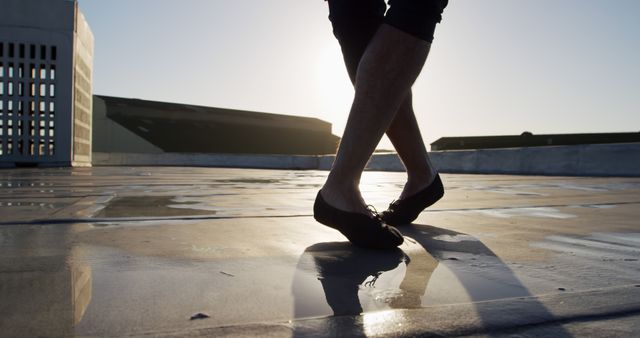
292, 224, 572, 337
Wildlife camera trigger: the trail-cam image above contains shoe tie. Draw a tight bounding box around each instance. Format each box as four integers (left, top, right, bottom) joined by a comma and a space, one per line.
364, 271, 383, 287
387, 199, 400, 211
366, 204, 384, 223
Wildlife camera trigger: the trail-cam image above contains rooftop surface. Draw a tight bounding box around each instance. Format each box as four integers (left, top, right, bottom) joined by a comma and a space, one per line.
1, 167, 639, 337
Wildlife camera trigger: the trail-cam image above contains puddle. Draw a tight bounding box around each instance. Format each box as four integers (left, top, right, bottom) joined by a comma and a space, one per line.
432, 234, 480, 243
554, 184, 610, 192
423, 259, 532, 305
293, 239, 536, 317
456, 207, 577, 219
3, 241, 438, 335
95, 196, 215, 218
479, 207, 576, 219
0, 201, 60, 209
1, 243, 303, 336
485, 189, 547, 197
569, 204, 617, 210
532, 232, 640, 260
470, 181, 640, 194
293, 242, 410, 318
89, 219, 203, 228
216, 178, 281, 184
1, 225, 551, 336
0, 256, 92, 337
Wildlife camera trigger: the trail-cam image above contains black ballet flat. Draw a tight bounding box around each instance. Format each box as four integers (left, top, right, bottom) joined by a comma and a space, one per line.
313, 191, 404, 250
381, 174, 444, 226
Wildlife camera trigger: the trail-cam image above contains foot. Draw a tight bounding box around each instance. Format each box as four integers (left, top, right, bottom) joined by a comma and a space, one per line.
399, 170, 437, 200
314, 190, 404, 250
318, 183, 370, 215
382, 173, 444, 226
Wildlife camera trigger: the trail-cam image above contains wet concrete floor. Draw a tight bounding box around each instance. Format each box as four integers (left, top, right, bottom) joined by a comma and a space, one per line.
0, 167, 639, 337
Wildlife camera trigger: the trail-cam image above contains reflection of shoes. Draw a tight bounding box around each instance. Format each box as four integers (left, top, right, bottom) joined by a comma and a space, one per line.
382, 174, 444, 226
307, 242, 405, 281
313, 191, 404, 249
305, 242, 406, 315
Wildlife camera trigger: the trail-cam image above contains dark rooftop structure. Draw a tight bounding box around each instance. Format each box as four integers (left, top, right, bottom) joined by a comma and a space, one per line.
430, 132, 640, 151
93, 95, 340, 155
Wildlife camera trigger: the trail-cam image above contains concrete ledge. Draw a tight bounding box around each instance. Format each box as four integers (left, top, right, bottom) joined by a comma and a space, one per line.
92, 142, 640, 177
429, 142, 640, 176
93, 152, 318, 170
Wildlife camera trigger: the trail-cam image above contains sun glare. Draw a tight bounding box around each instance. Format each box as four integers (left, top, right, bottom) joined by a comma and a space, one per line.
313, 42, 354, 137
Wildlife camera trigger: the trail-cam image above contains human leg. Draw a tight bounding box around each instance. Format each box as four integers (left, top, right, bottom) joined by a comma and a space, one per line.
321, 0, 387, 215
376, 0, 448, 225
327, 0, 442, 203
315, 0, 404, 249
315, 0, 447, 247
315, 23, 430, 249
321, 23, 432, 214
382, 0, 448, 199
386, 95, 437, 199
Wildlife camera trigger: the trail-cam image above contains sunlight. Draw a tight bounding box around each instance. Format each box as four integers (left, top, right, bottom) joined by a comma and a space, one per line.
362, 310, 407, 336
313, 42, 354, 137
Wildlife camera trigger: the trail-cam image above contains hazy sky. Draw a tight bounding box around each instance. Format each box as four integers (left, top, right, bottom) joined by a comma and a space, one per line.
79, 0, 639, 149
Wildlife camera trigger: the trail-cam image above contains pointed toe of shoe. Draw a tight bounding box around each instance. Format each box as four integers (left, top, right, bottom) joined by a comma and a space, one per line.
382, 174, 445, 226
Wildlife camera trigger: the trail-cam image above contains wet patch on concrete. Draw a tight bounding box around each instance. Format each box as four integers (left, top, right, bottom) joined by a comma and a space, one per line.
6, 225, 553, 336
432, 234, 480, 243
459, 179, 640, 197
293, 242, 409, 318
569, 204, 618, 209
484, 188, 548, 197
95, 196, 216, 218
2, 168, 640, 336
454, 207, 577, 219
216, 178, 281, 184
58, 245, 302, 336
478, 207, 577, 219
0, 201, 64, 209
516, 232, 640, 294
293, 231, 550, 317
532, 232, 640, 261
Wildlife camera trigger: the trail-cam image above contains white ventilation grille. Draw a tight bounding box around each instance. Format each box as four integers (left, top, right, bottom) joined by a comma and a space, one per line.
0, 42, 57, 159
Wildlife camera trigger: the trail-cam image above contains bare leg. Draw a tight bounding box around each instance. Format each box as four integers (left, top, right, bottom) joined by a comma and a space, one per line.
321, 24, 432, 214
335, 25, 437, 202
386, 94, 437, 200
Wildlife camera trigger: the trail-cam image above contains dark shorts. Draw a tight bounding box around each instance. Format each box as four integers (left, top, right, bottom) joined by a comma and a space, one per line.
326, 0, 448, 81
326, 0, 448, 43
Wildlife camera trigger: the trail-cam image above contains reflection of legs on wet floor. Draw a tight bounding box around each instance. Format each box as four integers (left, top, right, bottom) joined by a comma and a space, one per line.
314, 0, 448, 248
303, 242, 406, 315
391, 243, 438, 308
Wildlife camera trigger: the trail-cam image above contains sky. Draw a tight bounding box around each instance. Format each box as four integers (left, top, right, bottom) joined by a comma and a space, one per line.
78, 0, 640, 149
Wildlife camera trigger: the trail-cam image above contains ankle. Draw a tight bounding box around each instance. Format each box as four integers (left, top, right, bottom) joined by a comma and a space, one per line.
326, 171, 360, 188
320, 183, 368, 214
400, 171, 437, 200
407, 169, 436, 187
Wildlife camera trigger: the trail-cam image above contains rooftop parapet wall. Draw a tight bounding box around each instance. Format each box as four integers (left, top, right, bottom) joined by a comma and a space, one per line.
431, 132, 640, 151
92, 142, 640, 177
